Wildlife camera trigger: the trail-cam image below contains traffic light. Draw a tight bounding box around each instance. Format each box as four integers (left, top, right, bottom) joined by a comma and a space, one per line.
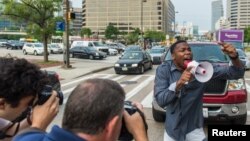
68, 12, 76, 20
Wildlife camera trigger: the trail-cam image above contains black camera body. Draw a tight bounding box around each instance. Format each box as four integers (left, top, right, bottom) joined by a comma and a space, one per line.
118, 101, 148, 141
37, 85, 64, 105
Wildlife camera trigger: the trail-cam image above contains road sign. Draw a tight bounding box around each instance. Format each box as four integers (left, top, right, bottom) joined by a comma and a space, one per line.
56, 22, 65, 31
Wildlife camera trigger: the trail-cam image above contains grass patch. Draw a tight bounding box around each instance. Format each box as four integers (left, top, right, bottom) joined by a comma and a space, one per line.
29, 60, 63, 68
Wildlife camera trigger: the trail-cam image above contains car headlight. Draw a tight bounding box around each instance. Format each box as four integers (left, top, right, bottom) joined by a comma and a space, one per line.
95, 53, 99, 56
132, 64, 138, 67
115, 64, 120, 67
227, 79, 245, 91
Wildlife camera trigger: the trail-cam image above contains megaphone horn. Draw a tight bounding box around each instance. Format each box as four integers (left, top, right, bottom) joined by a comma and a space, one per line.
184, 60, 214, 83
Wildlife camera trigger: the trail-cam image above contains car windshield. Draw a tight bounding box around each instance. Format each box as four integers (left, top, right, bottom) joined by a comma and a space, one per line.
150, 48, 165, 54
93, 41, 104, 47
121, 52, 143, 60
165, 43, 229, 62
34, 44, 43, 47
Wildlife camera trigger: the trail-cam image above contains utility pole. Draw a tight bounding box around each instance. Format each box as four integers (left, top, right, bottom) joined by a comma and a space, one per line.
63, 0, 71, 68
141, 0, 146, 50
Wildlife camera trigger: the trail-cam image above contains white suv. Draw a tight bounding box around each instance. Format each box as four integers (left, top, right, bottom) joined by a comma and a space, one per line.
22, 43, 49, 55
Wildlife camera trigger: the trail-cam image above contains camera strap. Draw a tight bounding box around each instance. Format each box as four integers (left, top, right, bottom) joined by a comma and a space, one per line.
0, 122, 20, 139
0, 106, 31, 139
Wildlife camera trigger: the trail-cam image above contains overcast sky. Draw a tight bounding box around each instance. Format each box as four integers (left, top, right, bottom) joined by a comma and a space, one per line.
72, 0, 226, 31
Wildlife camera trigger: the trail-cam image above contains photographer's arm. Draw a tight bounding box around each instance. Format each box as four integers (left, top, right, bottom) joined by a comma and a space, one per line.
123, 102, 148, 141
31, 91, 59, 130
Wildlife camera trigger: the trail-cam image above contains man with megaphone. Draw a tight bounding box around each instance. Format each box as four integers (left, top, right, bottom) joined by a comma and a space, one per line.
154, 40, 244, 141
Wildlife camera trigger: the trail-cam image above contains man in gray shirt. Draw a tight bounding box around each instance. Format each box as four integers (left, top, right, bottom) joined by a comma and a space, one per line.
154, 40, 244, 141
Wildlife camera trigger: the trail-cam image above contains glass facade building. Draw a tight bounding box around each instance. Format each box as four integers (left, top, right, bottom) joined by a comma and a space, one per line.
212, 0, 224, 31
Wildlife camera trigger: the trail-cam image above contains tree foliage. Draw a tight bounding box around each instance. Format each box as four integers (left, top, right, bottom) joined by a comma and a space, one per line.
105, 25, 119, 39
2, 0, 62, 62
126, 28, 140, 44
144, 30, 165, 42
244, 26, 250, 44
80, 28, 92, 38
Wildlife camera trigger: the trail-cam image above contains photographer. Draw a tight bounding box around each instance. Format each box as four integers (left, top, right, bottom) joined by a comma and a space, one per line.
0, 57, 60, 141
14, 78, 148, 141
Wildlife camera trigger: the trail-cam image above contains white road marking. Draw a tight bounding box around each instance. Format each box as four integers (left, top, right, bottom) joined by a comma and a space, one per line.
141, 90, 153, 108
125, 76, 154, 100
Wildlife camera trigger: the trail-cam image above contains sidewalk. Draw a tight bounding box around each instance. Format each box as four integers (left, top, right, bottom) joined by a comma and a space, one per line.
42, 60, 114, 81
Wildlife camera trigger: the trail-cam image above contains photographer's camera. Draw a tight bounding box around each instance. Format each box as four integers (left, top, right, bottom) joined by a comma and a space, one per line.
37, 85, 64, 105
118, 101, 148, 141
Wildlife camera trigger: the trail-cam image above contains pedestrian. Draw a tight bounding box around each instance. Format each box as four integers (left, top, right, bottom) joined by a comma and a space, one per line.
154, 40, 244, 141
0, 57, 60, 141
13, 78, 148, 141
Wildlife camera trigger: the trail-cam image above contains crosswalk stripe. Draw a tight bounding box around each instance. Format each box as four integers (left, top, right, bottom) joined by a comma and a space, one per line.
125, 76, 154, 100
62, 74, 116, 104
121, 75, 142, 87
62, 74, 113, 88
141, 90, 153, 108
112, 75, 126, 81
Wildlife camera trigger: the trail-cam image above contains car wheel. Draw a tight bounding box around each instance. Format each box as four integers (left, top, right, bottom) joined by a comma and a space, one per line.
34, 51, 38, 56
89, 55, 94, 60
115, 71, 120, 74
152, 107, 165, 122
231, 114, 247, 125
23, 50, 27, 55
140, 65, 144, 74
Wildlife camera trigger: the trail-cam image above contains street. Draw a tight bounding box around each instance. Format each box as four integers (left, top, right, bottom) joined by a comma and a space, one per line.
1, 48, 250, 141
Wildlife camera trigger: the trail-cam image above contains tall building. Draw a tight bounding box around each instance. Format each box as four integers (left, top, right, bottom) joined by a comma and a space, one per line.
82, 0, 175, 37
71, 8, 83, 33
227, 0, 250, 29
211, 0, 224, 31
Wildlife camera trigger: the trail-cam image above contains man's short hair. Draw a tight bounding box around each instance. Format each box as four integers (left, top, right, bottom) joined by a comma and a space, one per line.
0, 57, 48, 107
62, 78, 125, 135
170, 40, 187, 54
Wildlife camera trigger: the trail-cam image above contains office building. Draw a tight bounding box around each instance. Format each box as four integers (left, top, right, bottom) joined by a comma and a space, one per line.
227, 0, 250, 29
211, 0, 224, 31
82, 0, 175, 37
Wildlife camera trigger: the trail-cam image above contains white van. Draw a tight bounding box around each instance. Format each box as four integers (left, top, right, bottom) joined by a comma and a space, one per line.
71, 41, 109, 54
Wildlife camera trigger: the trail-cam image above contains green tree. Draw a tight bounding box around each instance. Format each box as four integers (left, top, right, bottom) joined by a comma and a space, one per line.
2, 0, 62, 62
144, 30, 165, 42
125, 28, 140, 44
80, 28, 92, 38
244, 26, 250, 44
105, 25, 119, 40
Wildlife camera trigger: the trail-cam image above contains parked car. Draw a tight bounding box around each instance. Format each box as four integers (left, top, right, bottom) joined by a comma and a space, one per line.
106, 42, 125, 53
152, 42, 247, 124
114, 51, 153, 74
48, 44, 63, 54
149, 46, 167, 64
236, 49, 250, 70
108, 47, 118, 55
5, 40, 23, 50
70, 46, 107, 60
22, 43, 49, 55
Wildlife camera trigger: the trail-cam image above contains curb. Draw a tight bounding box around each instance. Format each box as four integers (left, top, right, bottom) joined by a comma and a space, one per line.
73, 66, 114, 79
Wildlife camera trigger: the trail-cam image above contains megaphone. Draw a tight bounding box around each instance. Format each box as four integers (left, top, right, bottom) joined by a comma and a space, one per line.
184, 60, 213, 83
